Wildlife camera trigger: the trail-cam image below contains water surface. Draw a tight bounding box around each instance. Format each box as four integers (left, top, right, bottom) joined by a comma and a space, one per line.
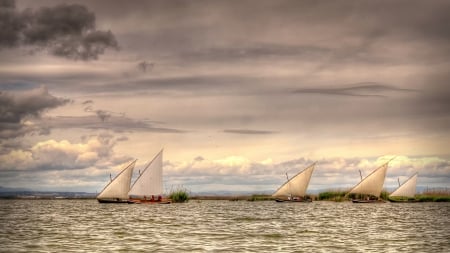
1, 200, 449, 252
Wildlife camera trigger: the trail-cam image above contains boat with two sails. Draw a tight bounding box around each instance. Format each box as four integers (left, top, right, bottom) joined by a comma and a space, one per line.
272, 162, 316, 202
97, 149, 169, 204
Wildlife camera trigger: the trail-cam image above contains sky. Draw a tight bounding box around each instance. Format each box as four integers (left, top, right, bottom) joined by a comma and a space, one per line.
0, 0, 449, 194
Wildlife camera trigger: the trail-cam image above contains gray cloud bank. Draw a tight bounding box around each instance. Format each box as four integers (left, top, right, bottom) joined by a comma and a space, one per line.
0, 0, 118, 60
0, 86, 184, 157
0, 86, 70, 139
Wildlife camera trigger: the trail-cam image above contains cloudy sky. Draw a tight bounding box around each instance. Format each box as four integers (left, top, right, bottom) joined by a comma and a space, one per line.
1, 0, 449, 194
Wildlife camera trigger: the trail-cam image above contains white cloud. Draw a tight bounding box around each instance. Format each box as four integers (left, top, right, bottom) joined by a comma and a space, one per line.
0, 134, 129, 171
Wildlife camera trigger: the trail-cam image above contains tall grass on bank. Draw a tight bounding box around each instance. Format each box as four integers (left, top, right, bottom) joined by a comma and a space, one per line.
169, 187, 190, 203
416, 188, 450, 202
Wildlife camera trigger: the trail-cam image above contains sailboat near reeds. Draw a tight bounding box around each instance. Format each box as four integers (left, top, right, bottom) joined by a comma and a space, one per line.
388, 173, 418, 202
272, 162, 316, 202
347, 158, 393, 203
97, 160, 137, 203
128, 149, 170, 204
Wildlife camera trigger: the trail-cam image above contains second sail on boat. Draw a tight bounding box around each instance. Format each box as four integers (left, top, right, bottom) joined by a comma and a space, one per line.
128, 149, 170, 204
272, 162, 316, 202
347, 158, 393, 203
388, 173, 418, 202
97, 159, 137, 203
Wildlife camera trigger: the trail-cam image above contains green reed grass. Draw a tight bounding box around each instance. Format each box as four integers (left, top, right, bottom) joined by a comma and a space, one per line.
169, 187, 190, 203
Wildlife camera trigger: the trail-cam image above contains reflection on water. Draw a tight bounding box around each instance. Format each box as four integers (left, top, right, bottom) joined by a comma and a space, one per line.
0, 200, 449, 252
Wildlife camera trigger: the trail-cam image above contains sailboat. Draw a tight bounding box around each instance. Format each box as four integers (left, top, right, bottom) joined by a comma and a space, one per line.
128, 149, 170, 204
347, 159, 393, 203
388, 173, 418, 202
97, 159, 137, 203
272, 162, 316, 202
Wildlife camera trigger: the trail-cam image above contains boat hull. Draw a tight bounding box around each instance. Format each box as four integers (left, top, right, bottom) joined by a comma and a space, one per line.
351, 199, 385, 203
128, 198, 171, 204
97, 198, 133, 204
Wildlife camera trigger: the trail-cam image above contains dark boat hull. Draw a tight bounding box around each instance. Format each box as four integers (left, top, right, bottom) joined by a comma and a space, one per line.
97, 199, 134, 204
352, 199, 385, 203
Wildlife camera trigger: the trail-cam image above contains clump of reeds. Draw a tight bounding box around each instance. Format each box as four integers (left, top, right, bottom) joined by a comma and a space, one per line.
415, 188, 450, 202
169, 187, 190, 203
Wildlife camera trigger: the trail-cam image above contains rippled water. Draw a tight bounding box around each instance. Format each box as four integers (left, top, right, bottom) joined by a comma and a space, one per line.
1, 199, 449, 252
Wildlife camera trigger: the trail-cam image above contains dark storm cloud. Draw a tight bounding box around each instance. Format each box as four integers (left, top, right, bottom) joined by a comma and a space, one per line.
0, 86, 70, 139
0, 0, 23, 48
0, 0, 118, 60
292, 82, 417, 97
223, 129, 276, 135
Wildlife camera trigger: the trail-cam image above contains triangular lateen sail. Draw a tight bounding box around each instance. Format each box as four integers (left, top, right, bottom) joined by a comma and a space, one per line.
390, 173, 418, 198
272, 163, 315, 197
128, 149, 164, 198
97, 159, 136, 200
348, 162, 389, 197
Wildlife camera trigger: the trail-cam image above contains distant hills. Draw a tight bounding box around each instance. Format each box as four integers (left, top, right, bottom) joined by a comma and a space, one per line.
0, 186, 96, 199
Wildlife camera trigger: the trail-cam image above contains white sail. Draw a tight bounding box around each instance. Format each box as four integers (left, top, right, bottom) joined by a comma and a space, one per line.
97, 160, 136, 200
128, 149, 164, 197
272, 163, 315, 197
348, 162, 388, 197
390, 173, 418, 198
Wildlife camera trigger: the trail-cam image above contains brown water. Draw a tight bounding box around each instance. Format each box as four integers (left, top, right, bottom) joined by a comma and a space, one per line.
0, 199, 449, 252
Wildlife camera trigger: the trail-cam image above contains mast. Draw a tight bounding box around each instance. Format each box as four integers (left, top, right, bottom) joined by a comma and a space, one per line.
286, 172, 292, 199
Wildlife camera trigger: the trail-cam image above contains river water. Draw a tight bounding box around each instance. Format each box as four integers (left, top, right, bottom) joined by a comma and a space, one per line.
0, 199, 449, 252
